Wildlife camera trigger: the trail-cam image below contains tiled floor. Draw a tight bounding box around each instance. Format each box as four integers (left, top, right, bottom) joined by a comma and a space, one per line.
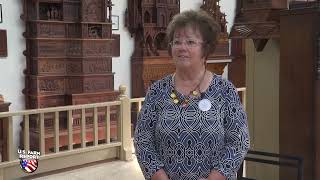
30, 154, 144, 180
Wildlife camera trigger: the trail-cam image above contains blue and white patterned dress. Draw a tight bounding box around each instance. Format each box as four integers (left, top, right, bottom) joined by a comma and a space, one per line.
134, 73, 250, 180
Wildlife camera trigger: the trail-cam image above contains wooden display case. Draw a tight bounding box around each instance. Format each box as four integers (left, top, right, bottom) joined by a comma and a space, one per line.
21, 0, 118, 153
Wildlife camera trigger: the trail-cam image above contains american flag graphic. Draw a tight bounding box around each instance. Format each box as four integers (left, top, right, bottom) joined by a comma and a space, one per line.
20, 159, 38, 173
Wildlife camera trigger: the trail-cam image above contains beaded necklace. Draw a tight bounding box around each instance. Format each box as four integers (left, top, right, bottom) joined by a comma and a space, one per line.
171, 70, 206, 107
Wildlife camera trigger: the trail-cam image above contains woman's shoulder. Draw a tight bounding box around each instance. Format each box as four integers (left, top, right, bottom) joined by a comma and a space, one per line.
147, 74, 173, 94
211, 73, 237, 91
149, 74, 172, 89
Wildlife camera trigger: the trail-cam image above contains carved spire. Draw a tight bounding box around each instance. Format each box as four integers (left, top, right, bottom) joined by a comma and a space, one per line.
201, 0, 228, 34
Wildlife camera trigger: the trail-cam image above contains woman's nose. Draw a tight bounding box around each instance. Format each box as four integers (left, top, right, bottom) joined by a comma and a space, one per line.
176, 42, 188, 50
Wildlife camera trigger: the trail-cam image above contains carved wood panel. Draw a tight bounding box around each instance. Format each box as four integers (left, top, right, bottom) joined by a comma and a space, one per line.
30, 40, 66, 57
28, 76, 65, 96
82, 40, 112, 57
63, 1, 80, 21
67, 58, 113, 74
67, 74, 114, 94
317, 35, 320, 80
36, 22, 65, 38
66, 40, 82, 57
82, 0, 105, 22
31, 58, 66, 75
67, 24, 82, 38
27, 95, 66, 109
0, 30, 7, 57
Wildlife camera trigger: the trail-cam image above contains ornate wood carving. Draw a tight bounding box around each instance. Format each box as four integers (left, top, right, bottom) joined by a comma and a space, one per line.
230, 0, 287, 51
201, 0, 231, 63
125, 0, 180, 98
0, 30, 7, 57
22, 0, 118, 153
34, 58, 66, 74
27, 95, 66, 109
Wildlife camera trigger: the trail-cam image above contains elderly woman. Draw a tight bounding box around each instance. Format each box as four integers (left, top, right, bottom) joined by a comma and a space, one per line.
134, 10, 250, 180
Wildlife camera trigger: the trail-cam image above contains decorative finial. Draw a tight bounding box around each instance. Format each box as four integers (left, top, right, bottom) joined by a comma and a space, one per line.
119, 85, 127, 96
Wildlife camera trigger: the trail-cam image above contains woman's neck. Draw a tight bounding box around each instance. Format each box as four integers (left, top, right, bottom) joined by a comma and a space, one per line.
175, 65, 206, 83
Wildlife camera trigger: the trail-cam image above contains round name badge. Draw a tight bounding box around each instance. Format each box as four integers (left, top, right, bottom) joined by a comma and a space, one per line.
198, 99, 211, 111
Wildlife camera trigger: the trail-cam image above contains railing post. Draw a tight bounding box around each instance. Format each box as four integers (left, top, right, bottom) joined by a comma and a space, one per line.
7, 117, 14, 161
119, 85, 132, 161
242, 88, 247, 111
39, 113, 45, 155
24, 115, 30, 151
0, 167, 3, 180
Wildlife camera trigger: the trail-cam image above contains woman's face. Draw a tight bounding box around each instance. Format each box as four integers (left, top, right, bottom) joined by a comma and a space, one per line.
171, 26, 205, 69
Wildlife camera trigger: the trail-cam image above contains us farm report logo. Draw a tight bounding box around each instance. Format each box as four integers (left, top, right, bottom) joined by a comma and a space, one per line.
18, 149, 40, 173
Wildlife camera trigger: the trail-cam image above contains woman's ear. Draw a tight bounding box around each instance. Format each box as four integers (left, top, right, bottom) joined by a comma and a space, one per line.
202, 43, 210, 59
168, 45, 172, 56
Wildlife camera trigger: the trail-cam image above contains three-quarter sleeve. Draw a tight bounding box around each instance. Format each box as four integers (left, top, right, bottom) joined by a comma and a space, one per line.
213, 81, 250, 179
134, 83, 165, 180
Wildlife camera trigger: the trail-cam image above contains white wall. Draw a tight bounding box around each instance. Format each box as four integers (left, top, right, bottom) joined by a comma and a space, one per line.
111, 0, 134, 97
0, 0, 26, 154
0, 0, 25, 111
180, 0, 203, 11
219, 1, 236, 79
219, 1, 236, 33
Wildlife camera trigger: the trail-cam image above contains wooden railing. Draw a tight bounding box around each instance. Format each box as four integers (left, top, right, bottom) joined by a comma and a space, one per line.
0, 86, 246, 179
0, 85, 136, 179
237, 87, 247, 111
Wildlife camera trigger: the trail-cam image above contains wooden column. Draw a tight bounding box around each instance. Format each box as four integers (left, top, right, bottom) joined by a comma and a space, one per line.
280, 6, 320, 180
0, 96, 11, 162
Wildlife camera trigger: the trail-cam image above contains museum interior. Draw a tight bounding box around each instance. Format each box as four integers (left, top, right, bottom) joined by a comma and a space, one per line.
0, 0, 319, 179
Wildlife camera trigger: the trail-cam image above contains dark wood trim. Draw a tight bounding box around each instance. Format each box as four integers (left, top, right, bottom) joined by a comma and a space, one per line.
112, 34, 120, 57
0, 30, 7, 57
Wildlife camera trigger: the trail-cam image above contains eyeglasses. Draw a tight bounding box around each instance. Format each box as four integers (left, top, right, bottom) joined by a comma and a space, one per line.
169, 39, 204, 48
